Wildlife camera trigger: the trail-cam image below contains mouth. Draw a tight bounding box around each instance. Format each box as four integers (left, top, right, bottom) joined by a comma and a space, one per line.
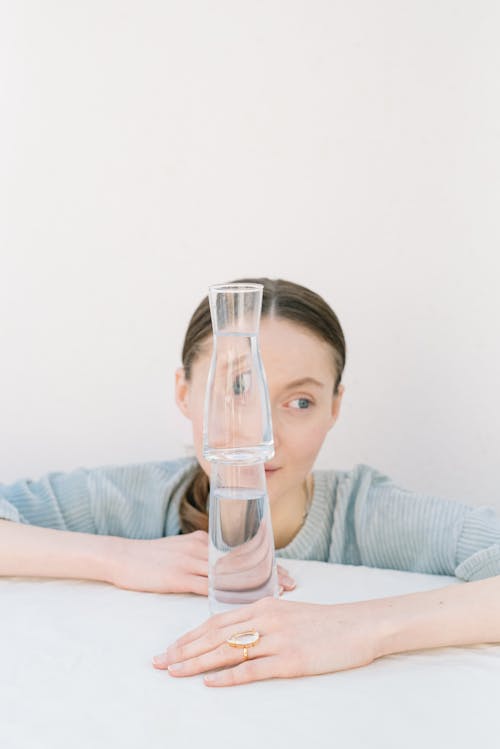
264, 466, 281, 475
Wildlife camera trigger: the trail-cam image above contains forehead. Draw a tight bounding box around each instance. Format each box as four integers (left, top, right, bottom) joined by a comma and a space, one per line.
259, 317, 335, 385
194, 317, 336, 387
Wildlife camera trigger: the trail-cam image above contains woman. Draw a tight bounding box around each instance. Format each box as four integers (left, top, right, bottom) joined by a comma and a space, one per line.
1, 277, 500, 687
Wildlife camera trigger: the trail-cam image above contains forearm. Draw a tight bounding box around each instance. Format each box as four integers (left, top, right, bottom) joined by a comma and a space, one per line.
0, 518, 124, 584
372, 575, 500, 657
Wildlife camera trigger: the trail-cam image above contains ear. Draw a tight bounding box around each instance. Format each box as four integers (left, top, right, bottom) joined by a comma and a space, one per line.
175, 367, 192, 419
327, 383, 345, 430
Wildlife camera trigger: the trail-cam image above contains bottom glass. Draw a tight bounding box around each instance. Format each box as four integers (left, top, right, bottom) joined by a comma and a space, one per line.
207, 463, 279, 615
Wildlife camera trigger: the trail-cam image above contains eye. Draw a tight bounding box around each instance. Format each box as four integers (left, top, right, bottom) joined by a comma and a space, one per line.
232, 372, 251, 396
289, 397, 313, 410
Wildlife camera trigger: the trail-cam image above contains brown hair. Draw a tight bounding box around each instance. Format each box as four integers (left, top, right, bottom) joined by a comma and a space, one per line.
178, 277, 346, 534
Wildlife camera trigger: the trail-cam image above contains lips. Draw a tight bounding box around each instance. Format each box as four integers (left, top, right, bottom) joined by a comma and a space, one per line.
264, 466, 281, 473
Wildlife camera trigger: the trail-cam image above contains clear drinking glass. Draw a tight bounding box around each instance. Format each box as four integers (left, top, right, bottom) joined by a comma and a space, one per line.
203, 283, 274, 464
207, 462, 279, 614
203, 282, 279, 613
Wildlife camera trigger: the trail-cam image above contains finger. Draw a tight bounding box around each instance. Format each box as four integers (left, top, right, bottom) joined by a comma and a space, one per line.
214, 560, 273, 591
177, 595, 275, 649
214, 560, 296, 591
218, 519, 267, 560
186, 574, 209, 597
156, 616, 254, 667
153, 604, 256, 668
214, 539, 275, 591
163, 630, 280, 678
215, 535, 271, 575
277, 573, 296, 590
203, 655, 281, 687
182, 557, 208, 577
278, 565, 297, 590
163, 637, 257, 677
160, 599, 285, 668
214, 559, 296, 591
175, 603, 259, 646
164, 573, 207, 596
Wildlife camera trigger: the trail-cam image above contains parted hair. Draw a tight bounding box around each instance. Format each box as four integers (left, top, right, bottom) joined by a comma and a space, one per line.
178, 277, 346, 534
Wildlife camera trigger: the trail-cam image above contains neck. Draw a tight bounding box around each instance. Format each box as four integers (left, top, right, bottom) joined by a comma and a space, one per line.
271, 475, 313, 550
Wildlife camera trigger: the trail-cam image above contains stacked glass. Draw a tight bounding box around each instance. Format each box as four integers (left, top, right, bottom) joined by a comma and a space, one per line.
203, 283, 279, 614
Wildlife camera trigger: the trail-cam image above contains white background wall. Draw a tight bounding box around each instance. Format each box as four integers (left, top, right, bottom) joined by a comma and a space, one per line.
1, 1, 499, 509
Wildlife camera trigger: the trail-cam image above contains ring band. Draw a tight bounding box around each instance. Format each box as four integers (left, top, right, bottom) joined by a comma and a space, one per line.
226, 630, 260, 660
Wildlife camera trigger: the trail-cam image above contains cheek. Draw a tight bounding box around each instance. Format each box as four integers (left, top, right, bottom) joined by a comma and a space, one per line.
186, 366, 210, 436
187, 399, 211, 476
279, 413, 330, 459
300, 425, 328, 460
182, 374, 207, 453
190, 398, 205, 445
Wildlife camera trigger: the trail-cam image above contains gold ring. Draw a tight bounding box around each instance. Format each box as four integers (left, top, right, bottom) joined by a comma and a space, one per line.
226, 630, 260, 660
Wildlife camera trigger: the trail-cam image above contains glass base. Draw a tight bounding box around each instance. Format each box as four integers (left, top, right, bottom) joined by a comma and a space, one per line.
204, 445, 274, 464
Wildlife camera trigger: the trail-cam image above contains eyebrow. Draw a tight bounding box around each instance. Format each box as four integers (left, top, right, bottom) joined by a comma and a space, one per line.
219, 357, 325, 390
222, 354, 250, 370
283, 377, 325, 390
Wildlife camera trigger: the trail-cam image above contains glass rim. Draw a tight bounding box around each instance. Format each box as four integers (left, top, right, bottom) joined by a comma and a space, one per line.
209, 283, 263, 294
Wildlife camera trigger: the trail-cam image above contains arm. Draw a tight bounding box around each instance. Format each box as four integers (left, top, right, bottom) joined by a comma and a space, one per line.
0, 463, 296, 594
0, 518, 120, 582
376, 574, 500, 655
0, 466, 115, 581
0, 459, 207, 593
151, 576, 500, 686
0, 519, 297, 596
0, 517, 209, 594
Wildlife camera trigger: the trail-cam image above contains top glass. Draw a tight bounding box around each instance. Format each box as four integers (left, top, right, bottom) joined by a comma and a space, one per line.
208, 283, 263, 336
203, 282, 274, 463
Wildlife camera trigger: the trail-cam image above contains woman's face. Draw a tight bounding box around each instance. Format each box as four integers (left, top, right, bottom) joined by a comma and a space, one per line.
175, 316, 344, 504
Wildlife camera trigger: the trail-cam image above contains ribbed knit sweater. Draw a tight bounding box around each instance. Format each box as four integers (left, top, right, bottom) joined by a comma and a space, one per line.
1, 457, 499, 582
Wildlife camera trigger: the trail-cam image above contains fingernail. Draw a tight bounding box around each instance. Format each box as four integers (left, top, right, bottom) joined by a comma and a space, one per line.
168, 662, 185, 672
279, 585, 284, 595
284, 576, 295, 585
153, 654, 166, 665
204, 673, 218, 683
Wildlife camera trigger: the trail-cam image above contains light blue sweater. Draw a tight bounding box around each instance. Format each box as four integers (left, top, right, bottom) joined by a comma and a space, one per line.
1, 457, 500, 582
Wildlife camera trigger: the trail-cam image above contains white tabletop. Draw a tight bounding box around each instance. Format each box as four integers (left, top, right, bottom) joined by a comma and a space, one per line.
1, 559, 499, 749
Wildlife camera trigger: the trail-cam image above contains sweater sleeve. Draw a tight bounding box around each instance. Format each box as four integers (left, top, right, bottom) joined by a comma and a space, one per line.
328, 464, 500, 581
0, 459, 194, 539
0, 468, 95, 532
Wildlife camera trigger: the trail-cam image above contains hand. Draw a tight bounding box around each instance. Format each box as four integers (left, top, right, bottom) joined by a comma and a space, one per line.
110, 530, 210, 594
213, 517, 274, 594
152, 596, 383, 686
109, 531, 296, 596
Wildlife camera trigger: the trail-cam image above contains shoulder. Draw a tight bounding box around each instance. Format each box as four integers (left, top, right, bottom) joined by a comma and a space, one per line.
312, 463, 420, 522
312, 463, 393, 501
84, 455, 199, 490
319, 462, 475, 519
